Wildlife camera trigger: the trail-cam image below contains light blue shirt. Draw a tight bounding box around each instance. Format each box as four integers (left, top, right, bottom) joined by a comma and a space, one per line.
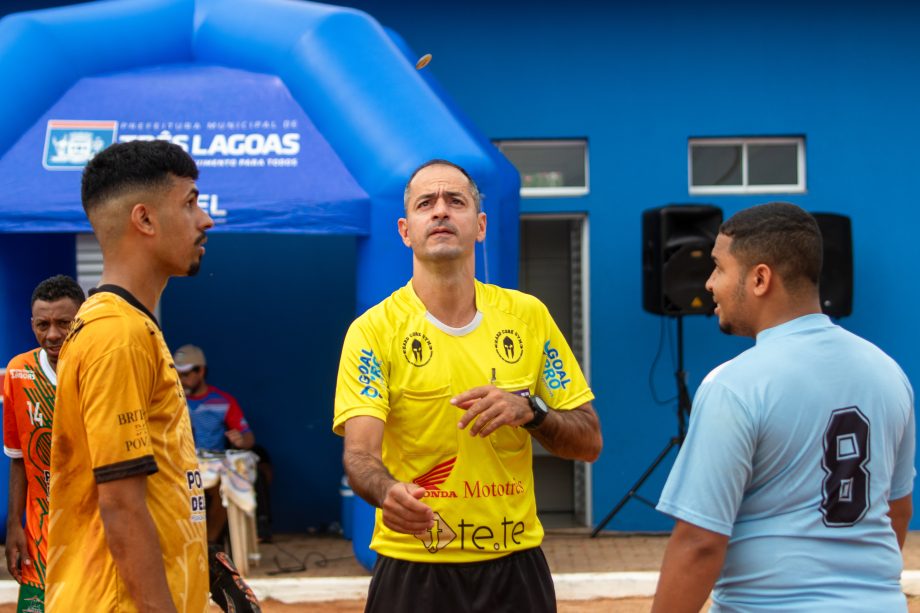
658, 314, 915, 612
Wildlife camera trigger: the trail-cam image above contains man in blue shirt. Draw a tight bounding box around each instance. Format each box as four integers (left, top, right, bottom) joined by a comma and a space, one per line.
175, 344, 254, 452
653, 202, 915, 612
174, 344, 256, 546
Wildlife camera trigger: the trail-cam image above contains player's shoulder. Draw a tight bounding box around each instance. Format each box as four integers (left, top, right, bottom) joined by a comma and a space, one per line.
77, 290, 155, 335
476, 281, 548, 321
352, 281, 423, 334
836, 324, 898, 360
4, 348, 40, 373
698, 342, 764, 390
207, 386, 240, 405
700, 358, 738, 387
835, 326, 912, 388
66, 290, 158, 358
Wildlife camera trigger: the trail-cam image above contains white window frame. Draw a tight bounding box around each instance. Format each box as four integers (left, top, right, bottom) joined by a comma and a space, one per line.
495, 139, 590, 198
688, 137, 806, 195
519, 212, 592, 526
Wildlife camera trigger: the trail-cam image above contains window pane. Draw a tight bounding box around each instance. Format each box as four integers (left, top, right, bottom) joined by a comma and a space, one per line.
691, 145, 742, 186
497, 141, 586, 188
748, 144, 798, 185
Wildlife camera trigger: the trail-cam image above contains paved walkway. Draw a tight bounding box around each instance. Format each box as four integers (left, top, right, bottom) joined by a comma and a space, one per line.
3, 530, 919, 605
3, 528, 918, 579
231, 528, 920, 579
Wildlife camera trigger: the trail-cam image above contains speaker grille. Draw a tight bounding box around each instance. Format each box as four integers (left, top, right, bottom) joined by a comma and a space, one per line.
643, 205, 722, 316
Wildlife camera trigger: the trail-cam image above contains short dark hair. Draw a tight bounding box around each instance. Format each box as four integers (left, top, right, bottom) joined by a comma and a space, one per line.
31, 274, 85, 308
81, 140, 199, 214
404, 159, 482, 212
720, 202, 822, 292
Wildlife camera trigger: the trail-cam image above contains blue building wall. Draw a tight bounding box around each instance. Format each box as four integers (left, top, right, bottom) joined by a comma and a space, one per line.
2, 0, 919, 531
335, 0, 920, 530
0, 234, 76, 360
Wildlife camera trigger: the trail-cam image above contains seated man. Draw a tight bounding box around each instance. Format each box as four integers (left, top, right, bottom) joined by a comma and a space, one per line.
174, 344, 255, 544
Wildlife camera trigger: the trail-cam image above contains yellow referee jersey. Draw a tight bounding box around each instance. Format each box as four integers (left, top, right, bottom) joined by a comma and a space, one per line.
334, 280, 594, 563
47, 286, 207, 612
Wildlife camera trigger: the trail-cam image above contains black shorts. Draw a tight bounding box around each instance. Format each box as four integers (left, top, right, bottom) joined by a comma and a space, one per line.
365, 547, 556, 613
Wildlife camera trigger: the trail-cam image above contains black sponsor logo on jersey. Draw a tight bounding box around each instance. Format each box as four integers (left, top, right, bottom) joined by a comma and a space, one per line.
493, 329, 523, 364
186, 469, 203, 490
414, 511, 528, 554
117, 409, 146, 426
125, 435, 149, 452
415, 511, 456, 553
65, 317, 85, 342
402, 332, 433, 367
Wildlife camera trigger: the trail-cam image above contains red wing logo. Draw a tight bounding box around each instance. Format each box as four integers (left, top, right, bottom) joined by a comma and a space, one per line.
413, 457, 456, 491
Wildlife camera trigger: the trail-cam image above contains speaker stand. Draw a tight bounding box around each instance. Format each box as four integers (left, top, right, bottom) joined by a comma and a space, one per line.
591, 315, 692, 537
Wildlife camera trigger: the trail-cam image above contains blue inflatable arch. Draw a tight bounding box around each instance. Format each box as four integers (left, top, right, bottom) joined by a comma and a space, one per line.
0, 0, 520, 316
0, 0, 520, 538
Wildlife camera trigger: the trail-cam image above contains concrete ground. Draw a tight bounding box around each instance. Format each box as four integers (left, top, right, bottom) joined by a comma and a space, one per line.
239, 528, 920, 578
4, 530, 920, 610
245, 528, 669, 579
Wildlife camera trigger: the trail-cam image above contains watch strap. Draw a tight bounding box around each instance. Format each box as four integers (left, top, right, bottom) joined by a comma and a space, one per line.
524, 395, 548, 430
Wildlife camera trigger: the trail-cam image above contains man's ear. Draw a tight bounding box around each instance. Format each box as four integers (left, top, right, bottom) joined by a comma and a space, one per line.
476, 212, 487, 243
130, 203, 156, 236
397, 217, 411, 248
751, 263, 772, 297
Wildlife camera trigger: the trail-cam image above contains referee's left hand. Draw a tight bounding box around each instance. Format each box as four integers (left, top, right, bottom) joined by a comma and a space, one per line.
451, 386, 533, 437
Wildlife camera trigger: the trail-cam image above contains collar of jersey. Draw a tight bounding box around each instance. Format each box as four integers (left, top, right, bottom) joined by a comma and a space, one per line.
756, 312, 832, 345
426, 310, 484, 336
89, 284, 160, 329
38, 348, 57, 386
404, 279, 484, 337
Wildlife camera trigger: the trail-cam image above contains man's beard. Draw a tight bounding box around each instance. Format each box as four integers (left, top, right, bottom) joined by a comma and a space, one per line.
186, 233, 207, 276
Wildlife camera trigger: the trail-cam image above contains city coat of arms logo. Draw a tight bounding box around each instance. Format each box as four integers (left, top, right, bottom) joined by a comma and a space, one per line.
43, 120, 118, 170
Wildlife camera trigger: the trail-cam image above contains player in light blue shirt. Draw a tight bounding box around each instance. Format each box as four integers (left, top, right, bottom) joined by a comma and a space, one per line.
653, 202, 915, 612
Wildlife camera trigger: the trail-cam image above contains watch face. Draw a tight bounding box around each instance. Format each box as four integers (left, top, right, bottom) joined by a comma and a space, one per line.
526, 395, 549, 430
531, 395, 549, 414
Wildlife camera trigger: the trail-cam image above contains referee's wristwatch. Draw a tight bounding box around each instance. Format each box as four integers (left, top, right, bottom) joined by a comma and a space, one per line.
524, 394, 550, 430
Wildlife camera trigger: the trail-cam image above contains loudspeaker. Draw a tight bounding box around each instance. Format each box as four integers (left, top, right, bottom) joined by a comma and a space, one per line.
812, 212, 853, 319
643, 204, 723, 316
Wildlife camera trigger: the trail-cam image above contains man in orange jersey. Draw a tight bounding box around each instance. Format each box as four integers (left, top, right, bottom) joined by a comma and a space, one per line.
47, 140, 213, 613
3, 274, 85, 613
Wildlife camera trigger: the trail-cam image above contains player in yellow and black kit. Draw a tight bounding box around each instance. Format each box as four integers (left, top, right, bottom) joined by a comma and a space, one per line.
50, 288, 209, 612
334, 160, 603, 613
47, 141, 214, 613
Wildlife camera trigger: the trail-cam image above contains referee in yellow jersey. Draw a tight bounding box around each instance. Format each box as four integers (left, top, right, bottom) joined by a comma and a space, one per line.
47, 141, 213, 612
334, 160, 603, 613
